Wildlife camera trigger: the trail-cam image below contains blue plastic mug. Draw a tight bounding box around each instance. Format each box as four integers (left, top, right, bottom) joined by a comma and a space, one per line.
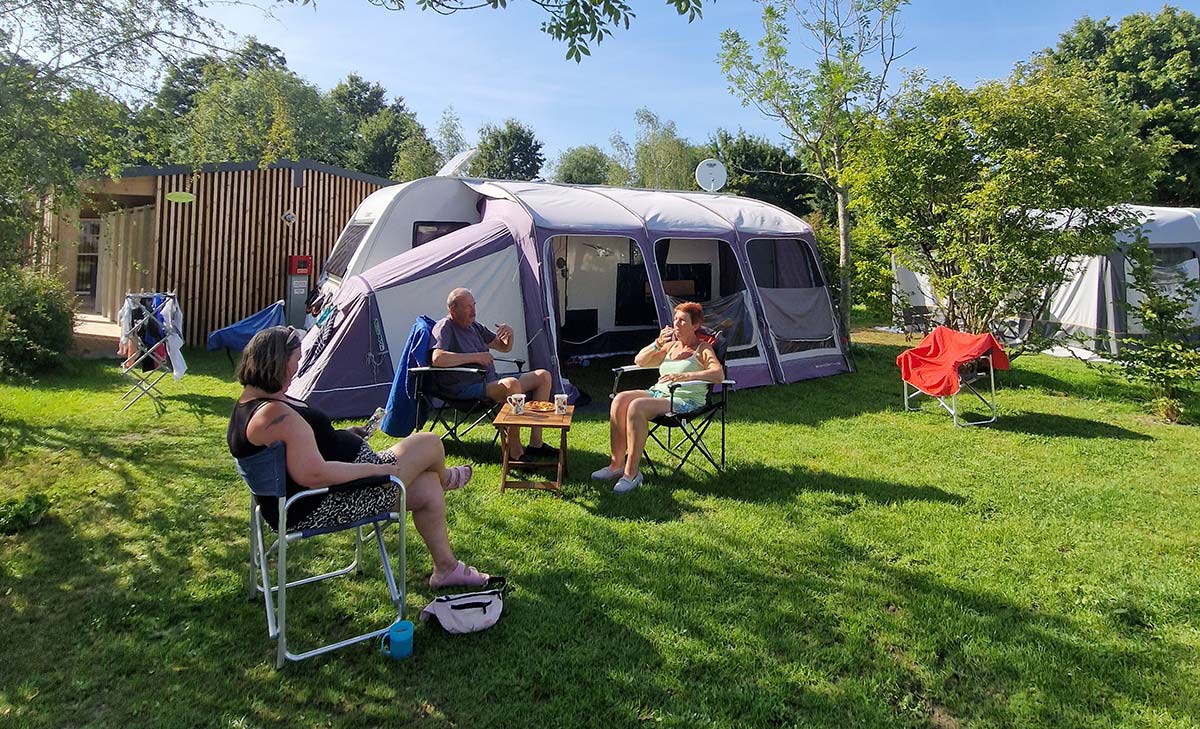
380, 619, 414, 660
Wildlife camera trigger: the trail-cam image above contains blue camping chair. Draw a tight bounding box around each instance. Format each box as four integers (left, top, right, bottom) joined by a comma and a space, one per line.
234, 442, 407, 668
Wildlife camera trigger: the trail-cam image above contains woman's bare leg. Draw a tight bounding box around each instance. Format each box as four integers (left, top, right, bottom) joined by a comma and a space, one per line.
609, 390, 648, 469
624, 397, 672, 478
400, 471, 460, 573
386, 431, 449, 487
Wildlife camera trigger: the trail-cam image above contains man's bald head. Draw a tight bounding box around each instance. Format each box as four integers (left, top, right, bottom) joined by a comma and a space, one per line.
447, 287, 476, 325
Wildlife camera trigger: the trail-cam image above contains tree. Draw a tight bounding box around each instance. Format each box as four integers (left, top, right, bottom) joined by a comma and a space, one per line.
435, 106, 467, 162
707, 129, 816, 214
1107, 240, 1200, 422
629, 109, 704, 190
330, 74, 388, 122
845, 70, 1165, 340
177, 67, 344, 166
720, 0, 914, 335
289, 0, 706, 62
554, 145, 612, 184
469, 120, 544, 180
392, 135, 442, 182
1045, 7, 1200, 205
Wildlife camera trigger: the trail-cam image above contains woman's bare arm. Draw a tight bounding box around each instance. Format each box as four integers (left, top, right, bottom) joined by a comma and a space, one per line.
247, 402, 397, 488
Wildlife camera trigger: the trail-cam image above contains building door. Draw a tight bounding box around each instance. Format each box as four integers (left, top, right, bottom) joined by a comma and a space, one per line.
75, 219, 100, 310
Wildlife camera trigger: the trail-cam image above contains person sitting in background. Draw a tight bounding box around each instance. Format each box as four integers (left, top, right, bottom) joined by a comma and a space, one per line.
430, 287, 554, 461
228, 326, 487, 589
592, 302, 724, 494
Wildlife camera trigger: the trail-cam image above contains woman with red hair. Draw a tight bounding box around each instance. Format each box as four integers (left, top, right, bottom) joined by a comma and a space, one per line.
593, 302, 724, 493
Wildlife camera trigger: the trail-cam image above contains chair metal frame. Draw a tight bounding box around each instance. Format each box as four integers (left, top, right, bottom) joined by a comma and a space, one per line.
235, 442, 407, 669
610, 330, 734, 479
409, 357, 524, 452
903, 353, 998, 427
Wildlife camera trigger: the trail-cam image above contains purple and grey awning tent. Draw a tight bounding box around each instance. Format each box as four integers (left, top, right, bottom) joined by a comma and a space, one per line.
288, 178, 851, 418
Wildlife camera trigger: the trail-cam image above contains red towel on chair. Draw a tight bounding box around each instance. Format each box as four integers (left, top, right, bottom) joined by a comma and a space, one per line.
896, 326, 1010, 397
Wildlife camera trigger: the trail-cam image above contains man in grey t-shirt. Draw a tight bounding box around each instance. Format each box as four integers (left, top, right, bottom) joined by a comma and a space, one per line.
431, 287, 554, 461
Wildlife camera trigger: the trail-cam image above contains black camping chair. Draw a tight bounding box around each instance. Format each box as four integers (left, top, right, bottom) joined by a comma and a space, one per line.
408, 357, 525, 454
610, 328, 735, 479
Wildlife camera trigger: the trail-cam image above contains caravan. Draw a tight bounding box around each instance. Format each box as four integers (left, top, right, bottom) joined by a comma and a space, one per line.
290, 178, 851, 417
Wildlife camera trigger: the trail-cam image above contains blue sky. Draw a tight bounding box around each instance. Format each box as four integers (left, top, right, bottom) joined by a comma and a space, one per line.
205, 1, 1176, 168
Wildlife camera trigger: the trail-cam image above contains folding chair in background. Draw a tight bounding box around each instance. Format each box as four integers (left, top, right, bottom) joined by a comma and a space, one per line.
610, 328, 735, 479
234, 442, 407, 669
408, 357, 524, 453
897, 326, 1011, 427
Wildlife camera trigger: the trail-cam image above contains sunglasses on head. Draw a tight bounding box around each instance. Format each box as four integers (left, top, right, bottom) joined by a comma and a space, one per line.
281, 325, 302, 352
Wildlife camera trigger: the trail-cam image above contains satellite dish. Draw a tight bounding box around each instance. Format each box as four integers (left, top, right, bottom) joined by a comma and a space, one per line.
437, 148, 479, 177
165, 191, 195, 204
695, 158, 728, 193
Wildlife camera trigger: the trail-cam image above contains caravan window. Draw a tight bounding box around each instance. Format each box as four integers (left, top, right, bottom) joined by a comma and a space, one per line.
746, 238, 837, 355
413, 221, 470, 247
323, 223, 371, 279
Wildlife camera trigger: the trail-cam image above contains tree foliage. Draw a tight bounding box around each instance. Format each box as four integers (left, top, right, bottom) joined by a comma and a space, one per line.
846, 70, 1165, 338
469, 119, 544, 180
1107, 240, 1200, 422
289, 0, 706, 62
707, 129, 815, 213
554, 145, 612, 184
391, 134, 442, 181
720, 0, 914, 334
1045, 7, 1200, 205
435, 106, 468, 163
627, 108, 705, 190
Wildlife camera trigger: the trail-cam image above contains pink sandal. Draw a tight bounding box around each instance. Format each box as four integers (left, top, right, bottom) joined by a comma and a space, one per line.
429, 560, 490, 589
444, 465, 472, 491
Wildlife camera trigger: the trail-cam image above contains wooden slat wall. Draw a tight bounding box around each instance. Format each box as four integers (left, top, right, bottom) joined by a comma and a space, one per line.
97, 204, 156, 321
155, 167, 382, 346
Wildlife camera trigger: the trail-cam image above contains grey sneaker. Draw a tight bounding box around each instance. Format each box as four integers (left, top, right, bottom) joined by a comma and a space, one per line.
613, 472, 643, 493
591, 465, 623, 481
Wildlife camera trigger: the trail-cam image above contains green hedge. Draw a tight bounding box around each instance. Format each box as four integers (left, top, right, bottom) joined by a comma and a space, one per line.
0, 267, 75, 376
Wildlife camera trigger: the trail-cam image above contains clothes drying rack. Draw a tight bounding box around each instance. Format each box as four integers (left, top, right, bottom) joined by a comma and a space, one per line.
119, 292, 180, 413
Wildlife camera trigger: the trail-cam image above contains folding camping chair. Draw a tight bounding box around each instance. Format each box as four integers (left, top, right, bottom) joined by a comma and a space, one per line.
610, 329, 735, 479
408, 357, 525, 453
235, 442, 406, 669
898, 326, 1010, 427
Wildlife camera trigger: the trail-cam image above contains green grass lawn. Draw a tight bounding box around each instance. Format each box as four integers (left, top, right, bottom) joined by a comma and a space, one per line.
2, 335, 1198, 728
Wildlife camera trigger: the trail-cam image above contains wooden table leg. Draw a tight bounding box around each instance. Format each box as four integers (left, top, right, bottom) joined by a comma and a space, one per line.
554, 427, 566, 496
498, 425, 510, 494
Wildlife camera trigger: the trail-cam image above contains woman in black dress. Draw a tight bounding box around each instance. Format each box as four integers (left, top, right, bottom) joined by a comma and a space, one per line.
228, 326, 487, 589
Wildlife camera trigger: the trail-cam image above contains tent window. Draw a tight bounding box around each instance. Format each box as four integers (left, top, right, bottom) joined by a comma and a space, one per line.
746, 238, 836, 355
1152, 247, 1197, 267
654, 239, 759, 361
746, 238, 824, 288
414, 221, 470, 248
323, 223, 370, 279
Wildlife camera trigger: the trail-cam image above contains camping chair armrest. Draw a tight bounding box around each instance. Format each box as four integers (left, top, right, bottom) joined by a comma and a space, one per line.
610, 364, 657, 398
493, 357, 525, 375
409, 365, 487, 376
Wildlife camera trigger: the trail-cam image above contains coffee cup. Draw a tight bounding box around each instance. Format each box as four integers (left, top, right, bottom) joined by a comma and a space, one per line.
506, 393, 526, 414
554, 393, 568, 415
380, 619, 414, 660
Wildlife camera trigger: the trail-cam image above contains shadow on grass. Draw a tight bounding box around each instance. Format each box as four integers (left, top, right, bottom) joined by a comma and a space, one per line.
164, 393, 235, 421
987, 412, 1152, 440
3, 457, 1198, 727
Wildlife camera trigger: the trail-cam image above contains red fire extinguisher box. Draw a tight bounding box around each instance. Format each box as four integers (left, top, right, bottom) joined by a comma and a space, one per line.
288, 255, 312, 276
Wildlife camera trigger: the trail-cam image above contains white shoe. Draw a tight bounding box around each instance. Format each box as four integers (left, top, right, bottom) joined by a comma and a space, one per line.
613, 472, 643, 493
591, 465, 623, 481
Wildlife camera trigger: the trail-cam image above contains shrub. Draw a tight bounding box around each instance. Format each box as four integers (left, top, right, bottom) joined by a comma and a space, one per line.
0, 267, 75, 376
0, 492, 51, 534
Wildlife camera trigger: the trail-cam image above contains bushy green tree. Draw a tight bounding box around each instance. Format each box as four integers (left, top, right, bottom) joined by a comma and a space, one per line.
177, 67, 344, 165
1108, 240, 1200, 422
1045, 7, 1200, 205
0, 267, 75, 376
554, 145, 612, 184
720, 0, 915, 335
469, 120, 544, 180
846, 70, 1166, 339
435, 106, 468, 163
707, 129, 816, 213
391, 135, 442, 181
630, 108, 704, 190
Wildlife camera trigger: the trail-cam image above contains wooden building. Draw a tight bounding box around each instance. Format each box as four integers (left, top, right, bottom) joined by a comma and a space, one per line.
32, 160, 392, 346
